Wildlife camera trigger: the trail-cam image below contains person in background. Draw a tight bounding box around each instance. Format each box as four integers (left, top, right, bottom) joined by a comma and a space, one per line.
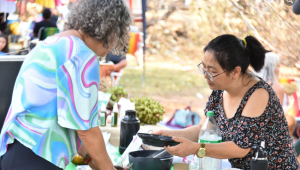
255, 52, 284, 103
50, 8, 59, 24
0, 0, 131, 170
104, 25, 141, 74
283, 82, 299, 140
153, 34, 299, 169
107, 52, 127, 72
33, 8, 57, 37
0, 13, 9, 34
0, 34, 8, 55
283, 82, 299, 115
255, 52, 297, 137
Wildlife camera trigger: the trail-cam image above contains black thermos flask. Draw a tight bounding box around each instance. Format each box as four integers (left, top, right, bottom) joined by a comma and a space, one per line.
250, 141, 268, 170
119, 110, 140, 154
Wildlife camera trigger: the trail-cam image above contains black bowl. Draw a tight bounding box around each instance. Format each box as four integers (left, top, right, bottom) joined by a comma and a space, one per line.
137, 133, 180, 147
129, 150, 173, 170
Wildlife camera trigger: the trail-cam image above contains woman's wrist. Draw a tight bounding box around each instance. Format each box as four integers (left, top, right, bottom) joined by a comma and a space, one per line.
168, 130, 174, 137
83, 153, 92, 164
193, 142, 201, 155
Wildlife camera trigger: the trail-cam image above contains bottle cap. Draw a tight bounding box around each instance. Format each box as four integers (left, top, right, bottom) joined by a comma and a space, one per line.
207, 111, 214, 116
125, 110, 136, 116
101, 103, 106, 112
113, 103, 118, 113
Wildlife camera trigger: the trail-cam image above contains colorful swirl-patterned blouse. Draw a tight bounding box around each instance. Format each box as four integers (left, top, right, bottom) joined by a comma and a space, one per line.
0, 36, 100, 169
204, 78, 299, 169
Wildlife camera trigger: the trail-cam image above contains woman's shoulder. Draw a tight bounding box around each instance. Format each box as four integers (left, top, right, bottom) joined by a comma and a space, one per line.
256, 79, 281, 100
242, 79, 280, 118
242, 88, 270, 117
43, 36, 87, 48
42, 36, 95, 57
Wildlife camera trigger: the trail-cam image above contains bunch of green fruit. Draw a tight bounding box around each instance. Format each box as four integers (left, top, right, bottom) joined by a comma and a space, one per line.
106, 86, 128, 110
131, 97, 165, 125
106, 86, 128, 103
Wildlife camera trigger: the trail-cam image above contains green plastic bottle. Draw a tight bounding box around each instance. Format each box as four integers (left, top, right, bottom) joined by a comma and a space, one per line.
198, 111, 222, 170
111, 103, 118, 127
100, 103, 107, 127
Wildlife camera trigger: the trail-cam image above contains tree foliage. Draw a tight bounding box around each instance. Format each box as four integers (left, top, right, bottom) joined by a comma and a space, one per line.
146, 0, 300, 67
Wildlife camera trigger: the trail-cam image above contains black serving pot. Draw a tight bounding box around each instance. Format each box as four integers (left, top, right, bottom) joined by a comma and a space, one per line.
129, 150, 173, 170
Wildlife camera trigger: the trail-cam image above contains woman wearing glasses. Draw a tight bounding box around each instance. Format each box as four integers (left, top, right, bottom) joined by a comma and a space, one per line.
153, 34, 299, 169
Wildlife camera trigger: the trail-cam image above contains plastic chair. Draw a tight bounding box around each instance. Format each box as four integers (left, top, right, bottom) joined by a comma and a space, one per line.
38, 27, 59, 41
110, 69, 124, 85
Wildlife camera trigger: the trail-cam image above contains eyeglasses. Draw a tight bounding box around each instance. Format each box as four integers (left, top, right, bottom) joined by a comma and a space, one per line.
197, 63, 226, 82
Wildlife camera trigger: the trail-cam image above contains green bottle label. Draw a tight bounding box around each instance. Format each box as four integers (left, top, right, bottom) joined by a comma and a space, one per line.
199, 139, 222, 143
100, 112, 105, 126
111, 113, 115, 125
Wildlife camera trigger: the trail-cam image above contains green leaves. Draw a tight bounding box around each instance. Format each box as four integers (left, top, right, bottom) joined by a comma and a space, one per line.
107, 85, 128, 103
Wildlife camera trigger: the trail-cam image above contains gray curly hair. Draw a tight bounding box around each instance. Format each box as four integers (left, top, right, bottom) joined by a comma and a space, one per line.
67, 0, 131, 54
255, 52, 280, 83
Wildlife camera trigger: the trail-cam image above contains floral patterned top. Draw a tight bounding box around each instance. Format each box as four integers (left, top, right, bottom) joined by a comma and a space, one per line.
204, 78, 299, 169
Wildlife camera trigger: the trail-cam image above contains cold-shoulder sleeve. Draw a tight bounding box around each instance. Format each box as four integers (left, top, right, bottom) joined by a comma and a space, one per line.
231, 91, 284, 149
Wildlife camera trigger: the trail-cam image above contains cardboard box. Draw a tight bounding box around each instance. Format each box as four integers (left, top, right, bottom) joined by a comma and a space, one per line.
173, 163, 189, 170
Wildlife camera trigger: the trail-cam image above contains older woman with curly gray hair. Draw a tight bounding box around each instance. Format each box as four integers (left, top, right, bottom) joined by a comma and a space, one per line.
254, 52, 284, 104
0, 0, 131, 170
67, 0, 131, 54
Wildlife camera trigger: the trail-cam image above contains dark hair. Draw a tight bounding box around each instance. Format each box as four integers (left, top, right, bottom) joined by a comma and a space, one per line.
42, 8, 51, 20
204, 34, 270, 74
0, 34, 9, 53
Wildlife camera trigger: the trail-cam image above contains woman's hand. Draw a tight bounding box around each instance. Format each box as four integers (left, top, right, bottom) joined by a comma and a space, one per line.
152, 129, 172, 137
164, 137, 199, 157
